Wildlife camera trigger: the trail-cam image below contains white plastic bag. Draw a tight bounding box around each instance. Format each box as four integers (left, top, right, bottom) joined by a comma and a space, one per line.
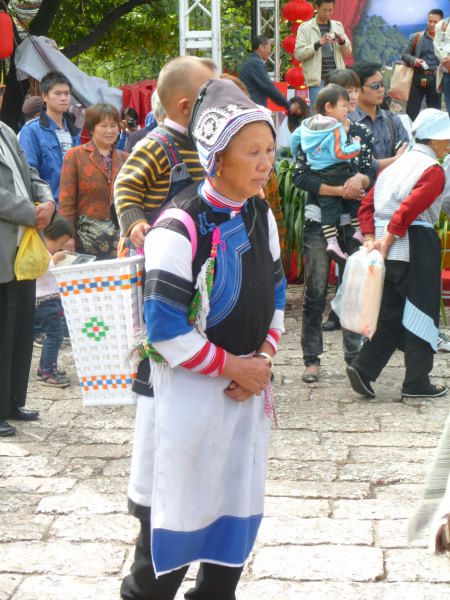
332, 247, 385, 339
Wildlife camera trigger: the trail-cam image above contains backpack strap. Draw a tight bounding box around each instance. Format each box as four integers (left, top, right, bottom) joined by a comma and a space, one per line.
153, 208, 198, 260
146, 127, 183, 168
412, 31, 422, 54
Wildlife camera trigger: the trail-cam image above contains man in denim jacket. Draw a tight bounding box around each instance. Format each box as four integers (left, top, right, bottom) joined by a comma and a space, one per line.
19, 71, 80, 204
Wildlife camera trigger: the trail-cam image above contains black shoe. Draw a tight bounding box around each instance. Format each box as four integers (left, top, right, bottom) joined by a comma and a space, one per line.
401, 384, 448, 399
322, 320, 341, 332
9, 408, 40, 421
302, 365, 320, 383
346, 365, 375, 398
0, 420, 16, 436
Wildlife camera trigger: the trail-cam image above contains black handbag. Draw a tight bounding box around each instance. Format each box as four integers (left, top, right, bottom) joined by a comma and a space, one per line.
76, 215, 119, 260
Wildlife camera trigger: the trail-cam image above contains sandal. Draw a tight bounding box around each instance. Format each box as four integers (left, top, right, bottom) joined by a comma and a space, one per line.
346, 365, 375, 398
401, 384, 448, 399
302, 365, 320, 384
37, 367, 67, 380
39, 372, 71, 388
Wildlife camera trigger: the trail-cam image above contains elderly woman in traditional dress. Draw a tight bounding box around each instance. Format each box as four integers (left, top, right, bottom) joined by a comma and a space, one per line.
120, 79, 286, 600
347, 108, 450, 400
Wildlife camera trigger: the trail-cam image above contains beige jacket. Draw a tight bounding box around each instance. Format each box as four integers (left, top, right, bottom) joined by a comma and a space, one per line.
294, 17, 352, 87
433, 18, 450, 92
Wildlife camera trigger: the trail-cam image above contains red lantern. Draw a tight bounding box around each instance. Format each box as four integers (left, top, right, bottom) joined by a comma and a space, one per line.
282, 1, 314, 23
0, 12, 14, 60
285, 66, 306, 88
282, 34, 296, 55
291, 22, 301, 35
291, 57, 301, 67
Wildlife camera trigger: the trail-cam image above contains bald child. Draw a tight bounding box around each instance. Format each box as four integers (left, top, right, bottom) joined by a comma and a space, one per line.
114, 56, 215, 247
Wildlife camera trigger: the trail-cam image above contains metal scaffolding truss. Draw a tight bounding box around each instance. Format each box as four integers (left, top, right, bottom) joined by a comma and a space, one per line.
255, 0, 280, 81
179, 0, 222, 72
178, 1, 280, 82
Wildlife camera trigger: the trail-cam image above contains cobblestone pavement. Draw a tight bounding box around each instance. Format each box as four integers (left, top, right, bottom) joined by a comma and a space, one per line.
1, 287, 450, 599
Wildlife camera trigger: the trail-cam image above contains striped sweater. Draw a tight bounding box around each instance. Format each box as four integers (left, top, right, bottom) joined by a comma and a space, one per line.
114, 124, 204, 236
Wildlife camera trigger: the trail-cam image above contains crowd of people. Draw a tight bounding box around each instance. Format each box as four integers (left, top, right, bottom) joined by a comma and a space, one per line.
1, 0, 450, 596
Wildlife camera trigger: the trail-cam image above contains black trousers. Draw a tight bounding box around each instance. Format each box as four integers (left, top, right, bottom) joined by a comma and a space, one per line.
406, 73, 442, 121
121, 516, 244, 600
301, 220, 362, 367
315, 163, 356, 226
0, 279, 36, 420
354, 260, 433, 392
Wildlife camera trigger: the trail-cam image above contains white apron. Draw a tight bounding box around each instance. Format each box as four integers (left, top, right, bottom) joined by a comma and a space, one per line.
128, 368, 270, 576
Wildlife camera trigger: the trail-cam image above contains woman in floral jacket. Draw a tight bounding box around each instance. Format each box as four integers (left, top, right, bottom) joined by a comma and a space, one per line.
59, 103, 128, 259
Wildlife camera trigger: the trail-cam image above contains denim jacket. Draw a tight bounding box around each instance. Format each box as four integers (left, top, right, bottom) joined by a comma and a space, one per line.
19, 109, 80, 202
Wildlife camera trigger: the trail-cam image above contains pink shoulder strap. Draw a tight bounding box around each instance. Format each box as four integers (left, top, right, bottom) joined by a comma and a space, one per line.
153, 208, 198, 260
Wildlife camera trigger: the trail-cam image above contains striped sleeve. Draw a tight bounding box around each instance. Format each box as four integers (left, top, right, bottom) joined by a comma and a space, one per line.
333, 127, 360, 161
114, 139, 170, 236
181, 341, 227, 376
144, 224, 227, 375
265, 328, 281, 353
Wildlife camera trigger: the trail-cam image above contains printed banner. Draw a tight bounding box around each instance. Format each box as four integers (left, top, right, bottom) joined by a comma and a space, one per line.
335, 0, 448, 65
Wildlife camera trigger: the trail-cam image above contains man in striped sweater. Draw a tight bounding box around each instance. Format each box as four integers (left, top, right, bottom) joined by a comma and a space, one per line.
114, 56, 215, 248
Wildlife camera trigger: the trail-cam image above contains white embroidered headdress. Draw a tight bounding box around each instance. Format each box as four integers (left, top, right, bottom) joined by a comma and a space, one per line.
189, 79, 276, 176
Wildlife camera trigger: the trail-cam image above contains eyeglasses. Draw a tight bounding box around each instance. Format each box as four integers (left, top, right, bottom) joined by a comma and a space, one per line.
364, 82, 386, 91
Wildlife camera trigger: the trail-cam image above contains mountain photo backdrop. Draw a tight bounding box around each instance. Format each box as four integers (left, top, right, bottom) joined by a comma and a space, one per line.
352, 0, 448, 65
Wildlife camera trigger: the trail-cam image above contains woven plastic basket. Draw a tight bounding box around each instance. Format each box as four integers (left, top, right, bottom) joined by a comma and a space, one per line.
52, 256, 144, 406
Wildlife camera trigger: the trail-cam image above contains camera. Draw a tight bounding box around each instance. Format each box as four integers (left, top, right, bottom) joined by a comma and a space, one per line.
127, 118, 137, 128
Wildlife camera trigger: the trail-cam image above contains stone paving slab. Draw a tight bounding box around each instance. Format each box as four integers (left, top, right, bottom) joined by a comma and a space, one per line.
1, 287, 450, 599
0, 541, 126, 576
11, 577, 120, 600
251, 545, 385, 581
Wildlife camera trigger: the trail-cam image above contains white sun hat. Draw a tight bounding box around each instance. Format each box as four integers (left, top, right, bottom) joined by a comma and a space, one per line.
412, 108, 450, 140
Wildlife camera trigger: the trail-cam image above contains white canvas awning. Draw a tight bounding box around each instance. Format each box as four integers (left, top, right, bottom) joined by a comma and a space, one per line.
15, 35, 122, 110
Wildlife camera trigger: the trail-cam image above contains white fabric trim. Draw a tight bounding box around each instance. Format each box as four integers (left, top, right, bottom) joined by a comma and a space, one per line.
153, 330, 206, 368
270, 309, 285, 333
127, 394, 156, 508
144, 227, 192, 281
267, 208, 281, 262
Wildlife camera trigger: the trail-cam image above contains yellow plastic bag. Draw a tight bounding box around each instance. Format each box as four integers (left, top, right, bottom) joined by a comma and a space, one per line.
14, 227, 50, 280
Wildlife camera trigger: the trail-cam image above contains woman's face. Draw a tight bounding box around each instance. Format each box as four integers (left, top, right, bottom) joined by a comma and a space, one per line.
214, 122, 275, 201
431, 139, 450, 160
346, 86, 360, 113
92, 116, 119, 149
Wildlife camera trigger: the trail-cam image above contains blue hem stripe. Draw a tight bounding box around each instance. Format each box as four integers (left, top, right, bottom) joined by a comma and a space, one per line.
152, 513, 262, 574
403, 299, 439, 351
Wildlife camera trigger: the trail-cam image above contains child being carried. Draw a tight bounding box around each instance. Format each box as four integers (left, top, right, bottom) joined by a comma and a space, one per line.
294, 84, 363, 263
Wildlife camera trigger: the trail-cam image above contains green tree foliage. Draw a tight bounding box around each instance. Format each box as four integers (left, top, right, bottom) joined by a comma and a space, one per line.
221, 2, 251, 74
353, 11, 408, 65
49, 0, 179, 86
46, 0, 253, 85
1, 0, 256, 127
